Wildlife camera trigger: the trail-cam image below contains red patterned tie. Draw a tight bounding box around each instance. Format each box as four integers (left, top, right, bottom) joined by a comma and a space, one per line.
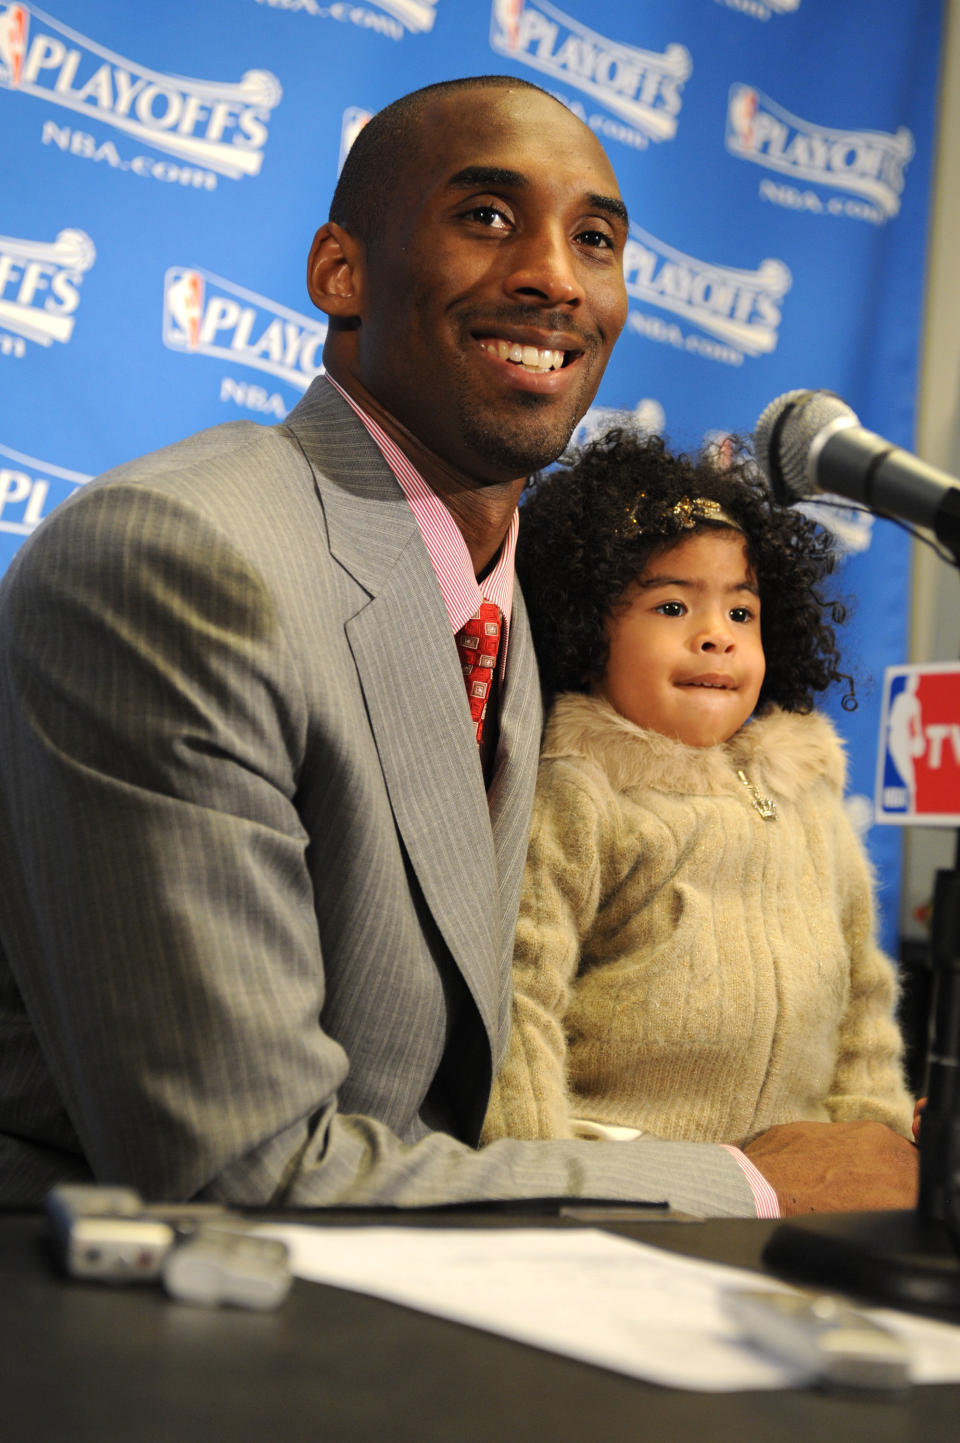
455, 602, 502, 747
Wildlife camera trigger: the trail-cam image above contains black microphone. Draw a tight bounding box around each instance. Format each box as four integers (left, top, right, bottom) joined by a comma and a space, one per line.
754, 388, 960, 549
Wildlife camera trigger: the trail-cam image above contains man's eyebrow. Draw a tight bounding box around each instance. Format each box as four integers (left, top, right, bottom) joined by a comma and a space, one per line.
447, 166, 528, 192
589, 193, 629, 227
445, 167, 629, 228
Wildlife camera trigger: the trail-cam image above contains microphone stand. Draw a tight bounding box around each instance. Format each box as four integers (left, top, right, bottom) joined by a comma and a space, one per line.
918, 858, 960, 1244
763, 519, 960, 1320
763, 859, 960, 1318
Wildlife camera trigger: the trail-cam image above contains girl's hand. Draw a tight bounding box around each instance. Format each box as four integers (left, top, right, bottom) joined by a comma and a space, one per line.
913, 1097, 927, 1142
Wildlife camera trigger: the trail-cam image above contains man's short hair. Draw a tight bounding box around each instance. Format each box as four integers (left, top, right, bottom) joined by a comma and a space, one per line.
329, 75, 555, 249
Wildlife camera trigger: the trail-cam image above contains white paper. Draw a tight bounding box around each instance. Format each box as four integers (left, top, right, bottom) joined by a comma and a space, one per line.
255, 1224, 960, 1391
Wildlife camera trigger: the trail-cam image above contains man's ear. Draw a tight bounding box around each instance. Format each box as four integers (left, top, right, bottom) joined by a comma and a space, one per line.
307, 222, 364, 319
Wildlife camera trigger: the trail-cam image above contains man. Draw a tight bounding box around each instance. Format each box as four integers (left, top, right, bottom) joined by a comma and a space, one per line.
0, 77, 916, 1216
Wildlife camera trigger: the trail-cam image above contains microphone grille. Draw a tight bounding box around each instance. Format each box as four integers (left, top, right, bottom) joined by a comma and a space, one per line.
754, 389, 858, 500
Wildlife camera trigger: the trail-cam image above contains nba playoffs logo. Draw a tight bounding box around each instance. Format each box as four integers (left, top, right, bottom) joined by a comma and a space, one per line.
623, 225, 791, 361
715, 0, 800, 19
254, 0, 437, 34
0, 441, 89, 538
163, 267, 326, 391
490, 0, 691, 144
876, 664, 960, 825
339, 106, 370, 173
794, 499, 873, 557
726, 84, 914, 220
571, 397, 666, 450
370, 0, 437, 27
0, 227, 94, 352
0, 4, 280, 180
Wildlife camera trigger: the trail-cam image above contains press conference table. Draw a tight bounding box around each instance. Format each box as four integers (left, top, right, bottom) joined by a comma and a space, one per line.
3, 1204, 959, 1443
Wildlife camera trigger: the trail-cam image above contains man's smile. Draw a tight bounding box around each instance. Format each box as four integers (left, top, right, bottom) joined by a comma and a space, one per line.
476, 337, 571, 373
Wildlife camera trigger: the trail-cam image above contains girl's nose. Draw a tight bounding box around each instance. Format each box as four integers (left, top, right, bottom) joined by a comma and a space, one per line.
698, 621, 734, 653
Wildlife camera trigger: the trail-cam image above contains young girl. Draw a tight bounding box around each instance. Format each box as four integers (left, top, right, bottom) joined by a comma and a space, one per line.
482, 429, 914, 1149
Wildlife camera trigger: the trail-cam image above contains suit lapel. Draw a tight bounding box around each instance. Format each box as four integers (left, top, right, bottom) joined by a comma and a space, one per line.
488, 593, 542, 928
347, 552, 503, 1023
485, 593, 543, 1043
285, 380, 520, 1037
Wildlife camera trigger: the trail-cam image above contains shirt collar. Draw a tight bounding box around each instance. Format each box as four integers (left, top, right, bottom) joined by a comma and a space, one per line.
324, 373, 517, 634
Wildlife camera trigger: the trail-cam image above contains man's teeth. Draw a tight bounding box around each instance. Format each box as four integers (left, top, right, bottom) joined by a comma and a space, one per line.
481, 339, 565, 372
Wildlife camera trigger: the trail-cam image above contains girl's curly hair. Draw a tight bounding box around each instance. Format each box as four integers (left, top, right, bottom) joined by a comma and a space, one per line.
517, 427, 851, 714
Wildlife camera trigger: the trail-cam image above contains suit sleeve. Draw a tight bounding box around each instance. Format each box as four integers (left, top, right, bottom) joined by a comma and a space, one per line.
482, 764, 608, 1142
825, 801, 915, 1136
0, 482, 759, 1218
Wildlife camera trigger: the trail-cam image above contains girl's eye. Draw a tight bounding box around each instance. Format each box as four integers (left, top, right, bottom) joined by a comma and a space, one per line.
655, 601, 686, 617
730, 606, 754, 623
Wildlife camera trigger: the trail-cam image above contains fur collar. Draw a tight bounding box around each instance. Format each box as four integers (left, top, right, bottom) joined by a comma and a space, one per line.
541, 693, 847, 802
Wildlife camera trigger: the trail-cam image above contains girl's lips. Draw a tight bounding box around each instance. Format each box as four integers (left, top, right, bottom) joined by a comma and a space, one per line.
678, 675, 736, 689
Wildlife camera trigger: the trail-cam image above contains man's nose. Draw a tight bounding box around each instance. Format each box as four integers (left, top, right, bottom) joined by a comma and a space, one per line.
502, 224, 584, 308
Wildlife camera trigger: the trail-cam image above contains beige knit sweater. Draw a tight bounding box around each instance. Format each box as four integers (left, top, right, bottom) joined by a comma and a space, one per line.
482, 694, 914, 1149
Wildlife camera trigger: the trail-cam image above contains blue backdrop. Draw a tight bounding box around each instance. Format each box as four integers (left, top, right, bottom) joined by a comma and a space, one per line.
0, 0, 945, 950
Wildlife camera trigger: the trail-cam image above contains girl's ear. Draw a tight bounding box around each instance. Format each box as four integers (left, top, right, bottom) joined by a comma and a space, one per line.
306, 222, 364, 319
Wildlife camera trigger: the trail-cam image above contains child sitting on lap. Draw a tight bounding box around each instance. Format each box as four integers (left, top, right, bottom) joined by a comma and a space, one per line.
482, 429, 914, 1148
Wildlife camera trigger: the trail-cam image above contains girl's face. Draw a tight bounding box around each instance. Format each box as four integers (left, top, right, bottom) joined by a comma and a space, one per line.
595, 529, 766, 747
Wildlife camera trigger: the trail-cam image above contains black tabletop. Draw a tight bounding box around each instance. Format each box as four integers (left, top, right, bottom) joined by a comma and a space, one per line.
3, 1206, 959, 1443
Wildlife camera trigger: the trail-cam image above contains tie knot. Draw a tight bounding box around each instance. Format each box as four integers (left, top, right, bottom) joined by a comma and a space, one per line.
455, 603, 502, 747
459, 600, 501, 638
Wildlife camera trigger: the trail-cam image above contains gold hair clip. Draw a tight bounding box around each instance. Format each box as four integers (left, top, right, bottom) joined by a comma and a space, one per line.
621, 494, 744, 537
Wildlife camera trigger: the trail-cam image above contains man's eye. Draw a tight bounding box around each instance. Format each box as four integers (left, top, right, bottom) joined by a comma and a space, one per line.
465, 204, 512, 230
577, 228, 614, 249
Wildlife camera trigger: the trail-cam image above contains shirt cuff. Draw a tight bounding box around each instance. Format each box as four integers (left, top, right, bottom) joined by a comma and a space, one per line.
720, 1144, 781, 1218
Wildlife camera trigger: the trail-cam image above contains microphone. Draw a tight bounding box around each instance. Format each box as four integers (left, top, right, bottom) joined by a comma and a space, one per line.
754, 389, 960, 549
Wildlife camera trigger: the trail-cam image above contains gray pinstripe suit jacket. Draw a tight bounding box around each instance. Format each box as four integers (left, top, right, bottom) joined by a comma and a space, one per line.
0, 380, 755, 1215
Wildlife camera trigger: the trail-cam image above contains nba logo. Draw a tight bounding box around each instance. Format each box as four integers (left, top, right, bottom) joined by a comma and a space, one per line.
728, 85, 758, 151
164, 270, 204, 350
876, 663, 960, 825
493, 0, 525, 51
0, 4, 27, 86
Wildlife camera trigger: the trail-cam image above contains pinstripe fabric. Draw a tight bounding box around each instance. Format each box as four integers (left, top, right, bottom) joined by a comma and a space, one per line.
0, 380, 758, 1216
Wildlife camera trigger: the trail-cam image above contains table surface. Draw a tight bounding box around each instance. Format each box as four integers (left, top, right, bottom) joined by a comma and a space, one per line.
2, 1205, 959, 1443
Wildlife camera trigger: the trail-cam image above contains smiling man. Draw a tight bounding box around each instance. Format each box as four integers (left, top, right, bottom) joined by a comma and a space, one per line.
310, 79, 629, 572
0, 77, 916, 1217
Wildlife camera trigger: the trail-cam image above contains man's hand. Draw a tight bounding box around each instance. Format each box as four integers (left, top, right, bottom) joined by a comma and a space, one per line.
743, 1120, 919, 1216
